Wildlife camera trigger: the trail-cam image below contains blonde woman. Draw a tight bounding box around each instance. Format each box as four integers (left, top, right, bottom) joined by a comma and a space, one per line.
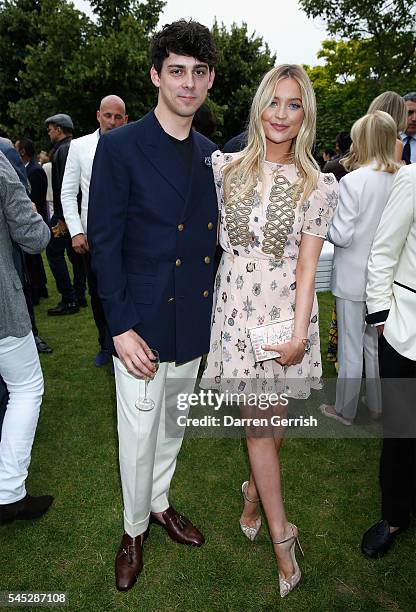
368, 91, 407, 161
202, 65, 338, 597
321, 111, 402, 426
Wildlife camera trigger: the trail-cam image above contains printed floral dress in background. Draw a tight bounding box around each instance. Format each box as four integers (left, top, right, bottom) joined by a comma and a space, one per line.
201, 151, 338, 398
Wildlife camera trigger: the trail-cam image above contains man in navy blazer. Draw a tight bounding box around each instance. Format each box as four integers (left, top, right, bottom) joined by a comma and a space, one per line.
88, 19, 218, 591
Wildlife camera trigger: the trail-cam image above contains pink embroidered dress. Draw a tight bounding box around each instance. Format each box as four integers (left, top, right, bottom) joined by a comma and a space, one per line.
201, 151, 338, 398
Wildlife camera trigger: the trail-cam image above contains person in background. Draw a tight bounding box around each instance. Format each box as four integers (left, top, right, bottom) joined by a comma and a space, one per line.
38, 150, 53, 222
17, 138, 49, 305
192, 103, 217, 138
321, 111, 401, 426
368, 90, 407, 161
401, 91, 416, 164
0, 151, 53, 525
322, 130, 352, 365
61, 95, 127, 367
321, 148, 334, 163
361, 162, 416, 558
322, 131, 352, 181
223, 129, 247, 153
44, 113, 87, 316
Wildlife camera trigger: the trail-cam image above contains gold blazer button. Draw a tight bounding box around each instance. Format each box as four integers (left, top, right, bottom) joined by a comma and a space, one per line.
207, 222, 214, 230
175, 258, 182, 267
204, 256, 211, 264
203, 290, 209, 298
177, 224, 184, 231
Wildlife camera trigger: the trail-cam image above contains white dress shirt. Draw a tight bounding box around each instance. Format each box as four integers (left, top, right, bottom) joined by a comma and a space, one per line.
400, 132, 416, 163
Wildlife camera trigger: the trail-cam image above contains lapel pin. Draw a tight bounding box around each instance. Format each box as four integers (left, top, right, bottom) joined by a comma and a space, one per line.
204, 157, 212, 167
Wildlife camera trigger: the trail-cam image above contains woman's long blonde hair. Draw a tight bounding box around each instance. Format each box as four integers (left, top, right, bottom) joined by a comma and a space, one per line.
223, 64, 320, 204
341, 111, 402, 173
367, 91, 407, 134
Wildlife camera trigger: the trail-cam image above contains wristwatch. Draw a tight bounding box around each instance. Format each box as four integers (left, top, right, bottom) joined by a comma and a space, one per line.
292, 335, 311, 354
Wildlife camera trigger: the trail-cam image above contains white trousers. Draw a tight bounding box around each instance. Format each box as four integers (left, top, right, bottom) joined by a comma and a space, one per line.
113, 356, 200, 538
335, 298, 381, 420
0, 332, 44, 504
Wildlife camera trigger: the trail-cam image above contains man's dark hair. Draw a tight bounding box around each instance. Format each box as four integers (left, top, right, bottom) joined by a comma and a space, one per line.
151, 19, 218, 74
47, 122, 73, 136
403, 91, 416, 102
335, 131, 352, 154
19, 137, 35, 159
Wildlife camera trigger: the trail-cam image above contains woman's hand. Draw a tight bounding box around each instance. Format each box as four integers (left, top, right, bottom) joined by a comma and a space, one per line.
262, 337, 305, 367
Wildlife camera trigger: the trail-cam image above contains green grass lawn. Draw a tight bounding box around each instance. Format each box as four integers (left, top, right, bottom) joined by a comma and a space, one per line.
1, 276, 414, 611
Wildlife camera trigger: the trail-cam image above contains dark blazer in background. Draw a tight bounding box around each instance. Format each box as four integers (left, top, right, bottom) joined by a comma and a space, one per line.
26, 159, 48, 222
323, 156, 348, 182
88, 110, 218, 364
223, 131, 247, 153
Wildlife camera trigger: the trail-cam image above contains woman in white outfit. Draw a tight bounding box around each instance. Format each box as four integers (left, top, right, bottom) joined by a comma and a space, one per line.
321, 111, 402, 425
367, 91, 407, 162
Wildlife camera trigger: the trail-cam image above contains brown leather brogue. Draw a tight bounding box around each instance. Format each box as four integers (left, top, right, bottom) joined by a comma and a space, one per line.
115, 532, 144, 592
151, 506, 205, 547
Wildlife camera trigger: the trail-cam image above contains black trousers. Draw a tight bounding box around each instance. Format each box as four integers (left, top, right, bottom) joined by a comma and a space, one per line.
84, 252, 112, 351
46, 215, 86, 304
378, 334, 416, 527
25, 253, 47, 303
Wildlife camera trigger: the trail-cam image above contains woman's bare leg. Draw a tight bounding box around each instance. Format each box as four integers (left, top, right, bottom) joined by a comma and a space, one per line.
239, 403, 295, 578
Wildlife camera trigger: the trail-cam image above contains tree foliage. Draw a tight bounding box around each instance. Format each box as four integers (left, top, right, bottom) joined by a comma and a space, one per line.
211, 21, 276, 142
301, 0, 416, 149
5, 0, 415, 152
0, 1, 276, 147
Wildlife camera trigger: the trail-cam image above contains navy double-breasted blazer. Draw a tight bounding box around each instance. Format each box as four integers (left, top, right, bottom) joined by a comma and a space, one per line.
88, 110, 218, 364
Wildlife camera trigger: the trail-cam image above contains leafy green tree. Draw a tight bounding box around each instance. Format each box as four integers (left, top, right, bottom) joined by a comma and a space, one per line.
210, 21, 276, 144
89, 0, 164, 33
0, 0, 43, 135
8, 0, 92, 143
6, 0, 164, 145
300, 0, 416, 149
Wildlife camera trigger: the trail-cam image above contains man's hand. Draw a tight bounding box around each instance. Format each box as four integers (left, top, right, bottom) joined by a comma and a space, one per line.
377, 324, 385, 337
113, 329, 157, 379
72, 233, 89, 254
57, 219, 68, 235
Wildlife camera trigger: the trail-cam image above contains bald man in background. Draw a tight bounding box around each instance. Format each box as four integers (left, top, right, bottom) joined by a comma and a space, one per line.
62, 95, 128, 366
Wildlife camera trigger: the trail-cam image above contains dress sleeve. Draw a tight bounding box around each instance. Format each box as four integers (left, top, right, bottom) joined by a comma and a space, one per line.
211, 150, 238, 211
302, 172, 339, 238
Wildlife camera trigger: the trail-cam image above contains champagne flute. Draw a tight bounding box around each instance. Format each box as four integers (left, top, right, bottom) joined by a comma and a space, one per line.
135, 349, 160, 411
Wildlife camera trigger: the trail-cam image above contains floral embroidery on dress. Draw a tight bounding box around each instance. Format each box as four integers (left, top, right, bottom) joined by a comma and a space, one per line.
201, 152, 339, 398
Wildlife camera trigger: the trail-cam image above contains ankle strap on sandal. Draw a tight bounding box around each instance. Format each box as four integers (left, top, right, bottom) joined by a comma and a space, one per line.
272, 525, 295, 545
242, 482, 259, 504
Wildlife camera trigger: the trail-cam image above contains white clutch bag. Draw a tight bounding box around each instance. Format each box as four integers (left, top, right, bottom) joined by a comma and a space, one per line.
248, 318, 294, 363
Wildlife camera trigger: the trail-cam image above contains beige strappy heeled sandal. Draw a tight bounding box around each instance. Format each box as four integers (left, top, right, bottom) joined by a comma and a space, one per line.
239, 481, 262, 541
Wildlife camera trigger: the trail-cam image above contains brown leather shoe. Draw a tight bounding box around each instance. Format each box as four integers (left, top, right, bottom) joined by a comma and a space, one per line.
151, 506, 205, 547
115, 532, 144, 592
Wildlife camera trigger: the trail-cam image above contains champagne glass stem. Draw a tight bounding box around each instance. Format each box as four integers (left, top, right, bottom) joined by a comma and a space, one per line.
144, 379, 149, 402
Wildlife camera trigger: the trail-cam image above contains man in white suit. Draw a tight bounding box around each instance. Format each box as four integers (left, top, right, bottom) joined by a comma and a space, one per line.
61, 96, 127, 366
361, 163, 416, 558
